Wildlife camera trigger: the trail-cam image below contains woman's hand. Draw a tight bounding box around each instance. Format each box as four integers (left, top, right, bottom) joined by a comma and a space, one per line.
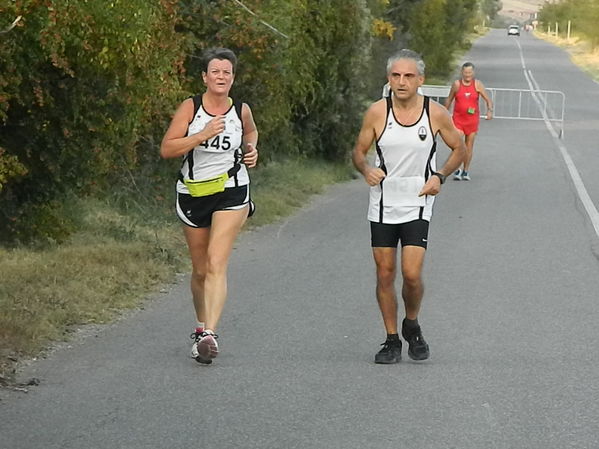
201, 115, 226, 141
243, 143, 258, 168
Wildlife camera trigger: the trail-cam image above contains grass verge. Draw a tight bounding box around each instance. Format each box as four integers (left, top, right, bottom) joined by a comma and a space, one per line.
535, 31, 599, 82
0, 158, 354, 380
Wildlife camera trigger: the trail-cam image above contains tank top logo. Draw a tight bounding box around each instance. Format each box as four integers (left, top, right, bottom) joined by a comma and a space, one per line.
418, 126, 427, 141
227, 117, 241, 133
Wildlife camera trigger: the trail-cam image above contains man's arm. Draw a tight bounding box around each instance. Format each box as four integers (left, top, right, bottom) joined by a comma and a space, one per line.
476, 80, 493, 120
444, 81, 458, 111
419, 103, 466, 196
352, 103, 386, 186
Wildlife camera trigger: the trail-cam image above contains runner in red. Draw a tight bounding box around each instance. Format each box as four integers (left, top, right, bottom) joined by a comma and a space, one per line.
445, 62, 493, 181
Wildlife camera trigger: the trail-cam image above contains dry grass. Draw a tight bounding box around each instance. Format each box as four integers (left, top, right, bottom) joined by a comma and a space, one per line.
500, 0, 544, 21
0, 217, 186, 378
0, 159, 353, 380
535, 31, 599, 82
250, 159, 354, 227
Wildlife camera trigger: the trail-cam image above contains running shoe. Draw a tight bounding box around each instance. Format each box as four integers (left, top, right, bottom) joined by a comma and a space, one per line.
190, 327, 209, 364
462, 171, 470, 181
402, 324, 429, 361
374, 339, 402, 364
190, 328, 218, 364
453, 169, 462, 181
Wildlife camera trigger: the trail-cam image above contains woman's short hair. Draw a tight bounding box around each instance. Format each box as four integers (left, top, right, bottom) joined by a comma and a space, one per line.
201, 47, 237, 73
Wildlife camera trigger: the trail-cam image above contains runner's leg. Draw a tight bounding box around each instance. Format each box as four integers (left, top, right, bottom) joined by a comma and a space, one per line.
183, 226, 211, 324
373, 247, 399, 334
453, 120, 466, 172
400, 245, 426, 319
463, 132, 477, 172
400, 245, 430, 360
203, 206, 249, 331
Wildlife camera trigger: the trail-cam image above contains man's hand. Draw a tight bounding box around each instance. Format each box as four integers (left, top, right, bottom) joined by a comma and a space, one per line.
364, 167, 386, 186
486, 110, 493, 120
243, 142, 258, 168
418, 176, 441, 197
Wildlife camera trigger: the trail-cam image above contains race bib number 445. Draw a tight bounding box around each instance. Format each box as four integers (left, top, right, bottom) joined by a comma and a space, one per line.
199, 135, 232, 151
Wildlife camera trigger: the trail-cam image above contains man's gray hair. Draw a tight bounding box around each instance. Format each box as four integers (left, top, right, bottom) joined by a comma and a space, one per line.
386, 49, 425, 76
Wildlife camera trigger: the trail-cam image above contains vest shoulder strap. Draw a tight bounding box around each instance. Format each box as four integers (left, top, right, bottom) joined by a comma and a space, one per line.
234, 100, 243, 121
191, 95, 202, 120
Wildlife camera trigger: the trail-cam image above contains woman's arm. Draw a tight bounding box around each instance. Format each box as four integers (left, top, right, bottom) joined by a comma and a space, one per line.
160, 99, 225, 159
241, 103, 258, 168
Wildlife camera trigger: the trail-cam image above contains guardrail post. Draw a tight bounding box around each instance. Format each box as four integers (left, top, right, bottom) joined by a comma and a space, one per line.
518, 91, 522, 118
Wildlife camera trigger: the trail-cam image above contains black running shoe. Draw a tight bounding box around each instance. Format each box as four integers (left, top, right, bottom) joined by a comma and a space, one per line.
402, 325, 429, 361
374, 339, 402, 364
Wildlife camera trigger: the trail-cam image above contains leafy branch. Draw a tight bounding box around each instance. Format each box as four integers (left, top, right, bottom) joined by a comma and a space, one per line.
1, 16, 22, 34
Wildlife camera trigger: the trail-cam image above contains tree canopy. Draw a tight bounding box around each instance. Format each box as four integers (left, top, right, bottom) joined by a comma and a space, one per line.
539, 0, 599, 48
1, 0, 486, 244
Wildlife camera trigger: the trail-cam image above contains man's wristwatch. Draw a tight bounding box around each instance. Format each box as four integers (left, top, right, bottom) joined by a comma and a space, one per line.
432, 172, 446, 184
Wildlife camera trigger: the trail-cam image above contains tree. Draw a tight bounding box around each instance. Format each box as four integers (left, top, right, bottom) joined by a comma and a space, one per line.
0, 0, 185, 243
481, 0, 501, 21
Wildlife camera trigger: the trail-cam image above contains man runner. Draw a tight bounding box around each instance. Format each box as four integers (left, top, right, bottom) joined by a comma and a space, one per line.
352, 49, 465, 364
444, 62, 493, 180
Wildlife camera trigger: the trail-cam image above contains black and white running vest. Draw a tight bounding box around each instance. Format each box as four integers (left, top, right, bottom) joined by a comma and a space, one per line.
177, 96, 249, 194
368, 95, 438, 224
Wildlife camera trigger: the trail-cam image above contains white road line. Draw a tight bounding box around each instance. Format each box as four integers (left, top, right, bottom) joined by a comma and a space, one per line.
515, 39, 526, 70
517, 38, 599, 238
527, 70, 541, 91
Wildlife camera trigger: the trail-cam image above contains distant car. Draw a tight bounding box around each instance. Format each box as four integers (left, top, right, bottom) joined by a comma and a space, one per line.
508, 25, 520, 36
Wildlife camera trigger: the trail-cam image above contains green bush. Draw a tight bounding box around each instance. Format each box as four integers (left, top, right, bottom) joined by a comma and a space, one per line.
0, 0, 185, 243
1, 0, 486, 246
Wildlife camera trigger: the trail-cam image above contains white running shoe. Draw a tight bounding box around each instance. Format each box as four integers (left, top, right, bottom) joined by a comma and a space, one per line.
191, 341, 200, 359
462, 171, 471, 181
190, 328, 218, 364
197, 331, 219, 360
453, 169, 462, 180
190, 326, 203, 358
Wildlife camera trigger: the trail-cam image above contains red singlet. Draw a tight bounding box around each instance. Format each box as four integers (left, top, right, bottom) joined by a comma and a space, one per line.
452, 80, 479, 135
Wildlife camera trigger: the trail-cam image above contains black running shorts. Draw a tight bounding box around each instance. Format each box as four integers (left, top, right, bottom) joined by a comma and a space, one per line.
370, 219, 430, 249
176, 185, 254, 228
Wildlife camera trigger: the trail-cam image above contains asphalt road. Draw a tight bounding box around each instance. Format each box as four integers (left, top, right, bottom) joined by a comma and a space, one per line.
2, 29, 599, 449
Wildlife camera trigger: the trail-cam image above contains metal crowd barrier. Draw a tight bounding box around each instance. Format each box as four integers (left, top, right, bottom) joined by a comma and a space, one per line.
420, 84, 566, 138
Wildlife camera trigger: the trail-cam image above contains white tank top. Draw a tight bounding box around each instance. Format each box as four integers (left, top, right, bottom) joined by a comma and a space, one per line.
368, 95, 438, 224
177, 96, 249, 194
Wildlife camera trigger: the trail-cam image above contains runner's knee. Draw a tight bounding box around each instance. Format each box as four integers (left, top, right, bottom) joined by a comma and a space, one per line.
376, 265, 396, 287
401, 268, 421, 288
192, 267, 207, 283
205, 254, 229, 276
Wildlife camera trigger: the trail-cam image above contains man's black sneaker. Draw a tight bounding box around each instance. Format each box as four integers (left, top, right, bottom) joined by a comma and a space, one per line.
374, 339, 402, 364
402, 325, 429, 361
